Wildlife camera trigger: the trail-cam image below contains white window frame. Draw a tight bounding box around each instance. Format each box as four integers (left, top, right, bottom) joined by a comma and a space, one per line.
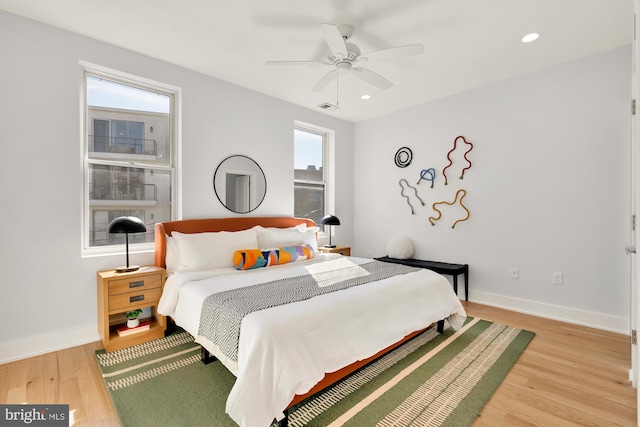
80, 61, 182, 256
294, 120, 335, 236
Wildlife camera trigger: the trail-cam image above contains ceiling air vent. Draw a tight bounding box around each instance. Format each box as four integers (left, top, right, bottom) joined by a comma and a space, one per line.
317, 102, 339, 111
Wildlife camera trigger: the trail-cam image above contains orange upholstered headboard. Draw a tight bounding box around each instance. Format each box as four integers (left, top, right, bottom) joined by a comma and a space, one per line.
154, 217, 316, 268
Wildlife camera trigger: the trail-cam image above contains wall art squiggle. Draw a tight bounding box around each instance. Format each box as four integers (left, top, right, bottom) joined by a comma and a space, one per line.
429, 188, 470, 228
442, 135, 473, 185
399, 178, 425, 215
394, 147, 413, 168
417, 168, 436, 188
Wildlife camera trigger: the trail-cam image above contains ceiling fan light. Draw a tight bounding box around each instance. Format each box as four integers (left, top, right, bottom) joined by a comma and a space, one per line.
336, 62, 351, 74
521, 33, 540, 43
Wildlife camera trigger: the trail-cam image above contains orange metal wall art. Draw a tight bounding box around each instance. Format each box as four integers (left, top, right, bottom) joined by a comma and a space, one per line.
429, 189, 470, 229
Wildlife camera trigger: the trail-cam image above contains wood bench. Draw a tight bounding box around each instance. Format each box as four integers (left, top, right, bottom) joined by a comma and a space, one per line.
375, 256, 469, 301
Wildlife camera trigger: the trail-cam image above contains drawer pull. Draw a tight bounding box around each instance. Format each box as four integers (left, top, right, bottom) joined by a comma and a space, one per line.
129, 280, 144, 288
130, 295, 145, 303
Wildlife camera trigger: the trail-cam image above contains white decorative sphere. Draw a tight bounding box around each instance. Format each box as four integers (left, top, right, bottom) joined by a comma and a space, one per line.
387, 236, 414, 259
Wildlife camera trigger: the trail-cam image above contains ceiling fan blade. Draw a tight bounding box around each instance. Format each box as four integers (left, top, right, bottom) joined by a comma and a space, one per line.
360, 44, 425, 62
352, 67, 393, 90
321, 23, 347, 58
312, 70, 337, 92
266, 60, 329, 66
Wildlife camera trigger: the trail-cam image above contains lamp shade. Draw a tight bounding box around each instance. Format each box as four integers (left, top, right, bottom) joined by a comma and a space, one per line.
319, 215, 341, 226
108, 216, 147, 234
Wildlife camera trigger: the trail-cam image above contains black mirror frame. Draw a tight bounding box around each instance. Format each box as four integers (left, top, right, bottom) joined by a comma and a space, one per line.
213, 154, 267, 214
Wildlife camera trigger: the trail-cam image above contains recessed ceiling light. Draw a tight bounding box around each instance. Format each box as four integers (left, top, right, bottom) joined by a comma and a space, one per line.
361, 94, 371, 100
521, 33, 540, 43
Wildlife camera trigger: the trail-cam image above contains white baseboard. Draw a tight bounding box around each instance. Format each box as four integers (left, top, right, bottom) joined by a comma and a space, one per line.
0, 324, 99, 365
470, 290, 629, 335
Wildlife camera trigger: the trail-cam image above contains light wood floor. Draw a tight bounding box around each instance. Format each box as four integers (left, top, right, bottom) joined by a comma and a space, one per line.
0, 302, 636, 426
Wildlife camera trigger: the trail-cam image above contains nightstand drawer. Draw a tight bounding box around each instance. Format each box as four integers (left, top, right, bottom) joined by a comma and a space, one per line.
108, 273, 163, 296
109, 288, 162, 311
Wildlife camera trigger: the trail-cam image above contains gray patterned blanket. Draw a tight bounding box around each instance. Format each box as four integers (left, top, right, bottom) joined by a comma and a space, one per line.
197, 260, 419, 363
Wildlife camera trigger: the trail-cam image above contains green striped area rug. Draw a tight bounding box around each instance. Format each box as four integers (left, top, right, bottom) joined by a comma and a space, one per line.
95, 318, 534, 427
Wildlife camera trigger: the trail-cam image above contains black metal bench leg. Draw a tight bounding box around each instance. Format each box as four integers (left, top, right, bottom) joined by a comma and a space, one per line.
452, 274, 458, 296
464, 266, 469, 301
437, 319, 445, 333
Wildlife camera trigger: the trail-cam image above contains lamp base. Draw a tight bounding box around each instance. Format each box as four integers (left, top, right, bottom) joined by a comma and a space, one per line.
323, 244, 337, 248
115, 265, 140, 273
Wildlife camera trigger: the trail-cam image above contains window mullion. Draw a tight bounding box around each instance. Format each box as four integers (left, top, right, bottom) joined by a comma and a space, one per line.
88, 158, 174, 172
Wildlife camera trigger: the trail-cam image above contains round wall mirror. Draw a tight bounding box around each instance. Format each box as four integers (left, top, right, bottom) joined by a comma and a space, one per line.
213, 155, 267, 213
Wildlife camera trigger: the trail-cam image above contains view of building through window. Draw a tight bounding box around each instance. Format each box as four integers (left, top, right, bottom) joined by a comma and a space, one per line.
294, 127, 325, 225
85, 74, 174, 248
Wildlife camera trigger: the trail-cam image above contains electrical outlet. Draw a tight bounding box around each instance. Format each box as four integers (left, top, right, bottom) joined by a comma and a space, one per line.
510, 268, 519, 279
553, 272, 563, 285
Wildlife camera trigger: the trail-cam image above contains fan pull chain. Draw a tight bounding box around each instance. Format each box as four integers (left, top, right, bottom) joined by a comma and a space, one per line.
336, 71, 340, 107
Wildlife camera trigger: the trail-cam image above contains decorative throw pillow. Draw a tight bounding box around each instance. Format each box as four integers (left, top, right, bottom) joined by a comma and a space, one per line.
234, 244, 314, 270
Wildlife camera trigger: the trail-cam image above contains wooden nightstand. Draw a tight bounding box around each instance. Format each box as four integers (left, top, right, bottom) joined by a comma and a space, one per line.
319, 245, 351, 256
97, 265, 167, 352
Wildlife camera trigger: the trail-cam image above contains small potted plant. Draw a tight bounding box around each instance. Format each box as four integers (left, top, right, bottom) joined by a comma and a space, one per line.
124, 309, 143, 328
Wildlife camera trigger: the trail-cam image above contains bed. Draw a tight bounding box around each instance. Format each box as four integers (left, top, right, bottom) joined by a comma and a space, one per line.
155, 216, 467, 427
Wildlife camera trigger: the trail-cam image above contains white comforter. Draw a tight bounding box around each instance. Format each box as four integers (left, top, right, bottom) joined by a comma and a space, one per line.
158, 254, 467, 427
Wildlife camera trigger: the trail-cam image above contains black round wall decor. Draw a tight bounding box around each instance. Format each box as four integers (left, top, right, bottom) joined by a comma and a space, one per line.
395, 147, 413, 168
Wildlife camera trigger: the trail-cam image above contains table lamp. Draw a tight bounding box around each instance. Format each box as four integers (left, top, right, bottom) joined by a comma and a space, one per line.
319, 214, 341, 248
108, 216, 147, 272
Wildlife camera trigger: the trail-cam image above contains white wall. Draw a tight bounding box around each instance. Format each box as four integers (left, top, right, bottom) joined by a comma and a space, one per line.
353, 45, 632, 333
0, 11, 354, 363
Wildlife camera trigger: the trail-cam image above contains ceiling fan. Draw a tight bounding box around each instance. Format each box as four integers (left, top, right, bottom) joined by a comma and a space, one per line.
266, 23, 424, 92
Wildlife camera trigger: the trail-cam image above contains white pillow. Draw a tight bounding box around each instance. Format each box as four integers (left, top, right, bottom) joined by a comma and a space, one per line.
387, 236, 414, 259
173, 228, 259, 271
256, 224, 319, 253
165, 235, 181, 274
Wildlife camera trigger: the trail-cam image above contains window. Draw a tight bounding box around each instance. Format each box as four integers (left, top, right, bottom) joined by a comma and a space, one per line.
293, 122, 334, 226
82, 65, 179, 253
